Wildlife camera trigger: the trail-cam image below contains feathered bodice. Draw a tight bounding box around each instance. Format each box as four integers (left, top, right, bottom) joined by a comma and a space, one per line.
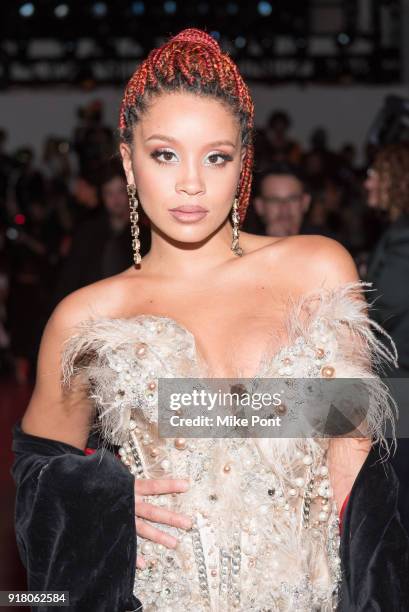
61, 281, 397, 612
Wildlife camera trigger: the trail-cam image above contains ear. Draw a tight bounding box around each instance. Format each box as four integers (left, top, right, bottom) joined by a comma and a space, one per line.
119, 143, 135, 185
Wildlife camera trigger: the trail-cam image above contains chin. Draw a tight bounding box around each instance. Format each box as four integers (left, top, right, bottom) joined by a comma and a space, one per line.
153, 214, 228, 243
157, 224, 218, 245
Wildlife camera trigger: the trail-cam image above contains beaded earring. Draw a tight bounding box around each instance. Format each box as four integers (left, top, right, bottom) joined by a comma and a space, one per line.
231, 196, 243, 256
127, 184, 142, 265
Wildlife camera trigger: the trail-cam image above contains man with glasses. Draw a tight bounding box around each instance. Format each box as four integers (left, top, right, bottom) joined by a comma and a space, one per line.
253, 162, 311, 237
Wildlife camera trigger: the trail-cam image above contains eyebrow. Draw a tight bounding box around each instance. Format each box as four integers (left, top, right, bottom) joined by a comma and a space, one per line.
145, 134, 237, 147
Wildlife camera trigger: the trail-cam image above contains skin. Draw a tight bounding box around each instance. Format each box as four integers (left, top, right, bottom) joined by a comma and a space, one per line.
254, 174, 311, 237
22, 90, 371, 572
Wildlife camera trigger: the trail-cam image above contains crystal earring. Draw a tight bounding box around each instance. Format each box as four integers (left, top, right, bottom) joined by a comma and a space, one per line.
231, 196, 243, 256
127, 184, 141, 265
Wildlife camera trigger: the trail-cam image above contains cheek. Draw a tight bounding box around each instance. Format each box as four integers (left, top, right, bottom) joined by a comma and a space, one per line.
205, 167, 239, 203
132, 159, 173, 202
206, 157, 242, 200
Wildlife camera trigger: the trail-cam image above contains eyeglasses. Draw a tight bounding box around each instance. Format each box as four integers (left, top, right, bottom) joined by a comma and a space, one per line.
260, 193, 304, 206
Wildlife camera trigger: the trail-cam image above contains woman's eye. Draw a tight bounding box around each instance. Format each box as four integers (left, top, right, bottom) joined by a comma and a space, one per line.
150, 150, 232, 166
151, 150, 177, 163
206, 153, 232, 166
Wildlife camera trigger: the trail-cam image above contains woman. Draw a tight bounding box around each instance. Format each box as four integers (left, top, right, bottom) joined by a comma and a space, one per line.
365, 142, 409, 378
364, 142, 409, 540
12, 29, 408, 611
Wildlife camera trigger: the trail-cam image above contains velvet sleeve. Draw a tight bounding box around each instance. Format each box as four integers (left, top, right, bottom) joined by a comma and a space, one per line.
338, 444, 409, 611
11, 419, 142, 612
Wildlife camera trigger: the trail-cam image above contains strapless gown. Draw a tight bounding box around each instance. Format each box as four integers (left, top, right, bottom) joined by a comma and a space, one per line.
61, 281, 398, 612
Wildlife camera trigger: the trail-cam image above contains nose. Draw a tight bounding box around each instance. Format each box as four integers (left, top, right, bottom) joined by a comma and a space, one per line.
175, 160, 205, 197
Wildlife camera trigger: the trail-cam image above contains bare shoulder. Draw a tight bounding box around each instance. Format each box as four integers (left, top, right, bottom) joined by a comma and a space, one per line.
21, 273, 136, 449
52, 274, 130, 325
241, 231, 282, 253
262, 234, 360, 292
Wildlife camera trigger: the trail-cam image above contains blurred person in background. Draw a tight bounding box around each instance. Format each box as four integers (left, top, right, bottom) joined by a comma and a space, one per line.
13, 148, 45, 216
255, 110, 302, 171
303, 175, 351, 248
73, 100, 115, 183
0, 129, 18, 222
252, 162, 311, 237
339, 142, 358, 173
42, 136, 72, 186
364, 142, 409, 378
7, 199, 54, 384
52, 158, 151, 305
364, 141, 409, 539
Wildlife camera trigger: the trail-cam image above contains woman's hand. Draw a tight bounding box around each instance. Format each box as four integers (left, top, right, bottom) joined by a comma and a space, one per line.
135, 478, 192, 569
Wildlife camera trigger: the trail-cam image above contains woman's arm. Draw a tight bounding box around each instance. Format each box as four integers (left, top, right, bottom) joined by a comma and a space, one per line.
21, 287, 97, 448
296, 236, 374, 510
14, 283, 192, 605
12, 421, 141, 612
13, 286, 141, 610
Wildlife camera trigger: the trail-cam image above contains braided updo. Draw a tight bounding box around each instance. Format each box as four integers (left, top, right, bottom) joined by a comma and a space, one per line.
119, 28, 254, 225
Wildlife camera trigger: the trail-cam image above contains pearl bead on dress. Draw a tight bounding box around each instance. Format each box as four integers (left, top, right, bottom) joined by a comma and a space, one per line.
174, 438, 187, 450
321, 365, 335, 378
136, 342, 148, 357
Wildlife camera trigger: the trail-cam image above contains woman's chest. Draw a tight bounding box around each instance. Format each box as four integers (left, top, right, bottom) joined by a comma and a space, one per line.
121, 288, 295, 379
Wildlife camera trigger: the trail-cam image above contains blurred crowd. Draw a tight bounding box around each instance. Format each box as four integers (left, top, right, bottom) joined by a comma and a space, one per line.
1, 100, 408, 383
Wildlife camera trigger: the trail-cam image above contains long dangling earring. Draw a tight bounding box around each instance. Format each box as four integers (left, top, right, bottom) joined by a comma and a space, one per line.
231, 196, 243, 256
127, 184, 142, 265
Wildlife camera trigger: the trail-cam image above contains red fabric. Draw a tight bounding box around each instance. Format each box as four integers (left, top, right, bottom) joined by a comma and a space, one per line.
339, 492, 351, 534
84, 447, 121, 460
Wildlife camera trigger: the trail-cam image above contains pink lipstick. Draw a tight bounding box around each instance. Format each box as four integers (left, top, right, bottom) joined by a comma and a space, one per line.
168, 204, 209, 223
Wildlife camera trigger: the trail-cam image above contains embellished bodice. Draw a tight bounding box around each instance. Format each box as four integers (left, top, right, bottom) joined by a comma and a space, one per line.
61, 281, 397, 612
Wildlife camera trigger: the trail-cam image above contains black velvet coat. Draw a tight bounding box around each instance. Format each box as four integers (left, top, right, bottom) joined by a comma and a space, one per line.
11, 419, 409, 612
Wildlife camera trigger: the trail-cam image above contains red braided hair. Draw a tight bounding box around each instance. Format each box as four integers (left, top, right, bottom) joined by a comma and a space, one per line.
119, 28, 254, 225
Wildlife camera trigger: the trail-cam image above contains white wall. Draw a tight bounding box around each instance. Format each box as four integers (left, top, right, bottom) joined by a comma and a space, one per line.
1, 83, 409, 162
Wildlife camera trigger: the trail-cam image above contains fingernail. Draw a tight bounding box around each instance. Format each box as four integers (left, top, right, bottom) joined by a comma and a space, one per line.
183, 519, 192, 530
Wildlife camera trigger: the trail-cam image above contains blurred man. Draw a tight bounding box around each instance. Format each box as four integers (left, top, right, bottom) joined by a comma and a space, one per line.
253, 162, 311, 237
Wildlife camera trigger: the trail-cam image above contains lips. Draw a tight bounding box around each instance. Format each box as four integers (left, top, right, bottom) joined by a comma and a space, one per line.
169, 205, 208, 213
168, 205, 209, 223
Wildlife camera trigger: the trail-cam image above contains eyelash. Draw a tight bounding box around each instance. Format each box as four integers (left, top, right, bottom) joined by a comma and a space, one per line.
150, 149, 233, 167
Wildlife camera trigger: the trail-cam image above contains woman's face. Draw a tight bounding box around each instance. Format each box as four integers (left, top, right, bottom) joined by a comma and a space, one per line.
120, 91, 244, 244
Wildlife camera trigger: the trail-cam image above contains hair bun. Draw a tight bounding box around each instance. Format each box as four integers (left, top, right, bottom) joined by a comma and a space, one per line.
170, 28, 220, 54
